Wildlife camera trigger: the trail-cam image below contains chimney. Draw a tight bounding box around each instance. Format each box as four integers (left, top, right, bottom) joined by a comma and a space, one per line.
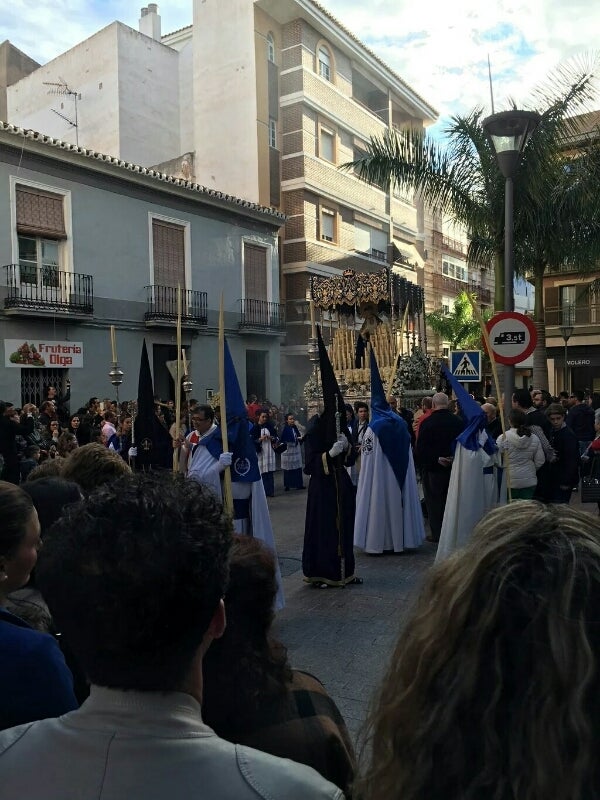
139, 4, 161, 41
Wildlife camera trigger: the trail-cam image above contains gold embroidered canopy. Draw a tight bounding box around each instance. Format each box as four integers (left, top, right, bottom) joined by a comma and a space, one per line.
311, 268, 388, 311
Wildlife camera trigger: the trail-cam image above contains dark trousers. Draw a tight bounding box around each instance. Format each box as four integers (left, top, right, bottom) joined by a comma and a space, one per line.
550, 487, 573, 504
422, 468, 452, 541
262, 471, 274, 497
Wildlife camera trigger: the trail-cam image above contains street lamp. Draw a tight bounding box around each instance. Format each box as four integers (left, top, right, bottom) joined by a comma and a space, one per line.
559, 305, 575, 394
482, 109, 540, 414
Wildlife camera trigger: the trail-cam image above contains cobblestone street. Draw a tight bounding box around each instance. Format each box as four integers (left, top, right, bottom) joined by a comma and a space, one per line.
267, 471, 598, 744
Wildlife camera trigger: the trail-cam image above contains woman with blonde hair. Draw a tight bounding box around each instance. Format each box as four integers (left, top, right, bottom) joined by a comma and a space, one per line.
357, 501, 600, 800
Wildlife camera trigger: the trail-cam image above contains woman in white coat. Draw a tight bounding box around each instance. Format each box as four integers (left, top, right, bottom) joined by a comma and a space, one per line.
496, 408, 545, 500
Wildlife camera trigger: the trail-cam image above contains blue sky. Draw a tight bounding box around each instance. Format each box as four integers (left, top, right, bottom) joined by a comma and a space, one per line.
3, 0, 599, 134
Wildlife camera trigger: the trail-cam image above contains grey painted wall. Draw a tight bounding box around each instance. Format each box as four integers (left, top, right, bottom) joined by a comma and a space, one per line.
0, 139, 283, 408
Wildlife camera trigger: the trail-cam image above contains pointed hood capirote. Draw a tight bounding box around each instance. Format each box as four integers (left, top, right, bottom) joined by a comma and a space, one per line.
134, 339, 173, 470
368, 347, 410, 489
303, 326, 347, 460
318, 325, 347, 450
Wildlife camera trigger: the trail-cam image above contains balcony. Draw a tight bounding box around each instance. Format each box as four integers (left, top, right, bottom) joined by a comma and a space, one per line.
355, 248, 388, 264
469, 282, 492, 304
3, 264, 93, 316
441, 235, 467, 256
145, 285, 207, 327
545, 303, 600, 328
431, 272, 492, 304
239, 299, 286, 332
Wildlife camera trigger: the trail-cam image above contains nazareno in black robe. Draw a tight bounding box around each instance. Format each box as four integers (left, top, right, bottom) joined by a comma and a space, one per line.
302, 417, 356, 586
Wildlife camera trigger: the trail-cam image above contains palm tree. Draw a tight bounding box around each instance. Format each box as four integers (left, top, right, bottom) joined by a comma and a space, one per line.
426, 292, 485, 350
344, 58, 600, 388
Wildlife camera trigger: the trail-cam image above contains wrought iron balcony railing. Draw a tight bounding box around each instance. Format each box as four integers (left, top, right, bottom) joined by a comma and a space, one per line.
545, 303, 600, 327
239, 299, 286, 331
145, 285, 208, 326
3, 264, 93, 314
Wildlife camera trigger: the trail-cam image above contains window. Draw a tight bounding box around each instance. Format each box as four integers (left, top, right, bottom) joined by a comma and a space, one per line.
319, 127, 335, 162
15, 185, 67, 287
269, 118, 277, 149
244, 242, 268, 299
353, 142, 368, 176
318, 46, 331, 81
441, 295, 454, 315
320, 208, 335, 242
18, 236, 59, 287
442, 256, 467, 282
354, 221, 387, 260
152, 219, 186, 288
560, 285, 577, 324
267, 33, 275, 63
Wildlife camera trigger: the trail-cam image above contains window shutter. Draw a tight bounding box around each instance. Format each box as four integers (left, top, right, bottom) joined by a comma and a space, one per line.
16, 186, 66, 239
152, 220, 186, 288
244, 243, 268, 299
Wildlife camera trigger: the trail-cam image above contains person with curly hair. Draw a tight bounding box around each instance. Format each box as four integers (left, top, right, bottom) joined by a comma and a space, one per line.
203, 536, 355, 796
0, 473, 343, 800
60, 442, 131, 494
356, 501, 600, 800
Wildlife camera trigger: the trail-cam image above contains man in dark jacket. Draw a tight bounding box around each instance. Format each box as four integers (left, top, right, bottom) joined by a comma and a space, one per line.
0, 401, 34, 484
414, 392, 464, 543
566, 390, 595, 456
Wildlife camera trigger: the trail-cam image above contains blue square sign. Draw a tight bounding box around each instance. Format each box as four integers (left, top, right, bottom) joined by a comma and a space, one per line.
450, 350, 481, 382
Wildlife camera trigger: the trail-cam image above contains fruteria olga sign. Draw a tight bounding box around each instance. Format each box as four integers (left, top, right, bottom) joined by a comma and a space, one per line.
5, 340, 83, 368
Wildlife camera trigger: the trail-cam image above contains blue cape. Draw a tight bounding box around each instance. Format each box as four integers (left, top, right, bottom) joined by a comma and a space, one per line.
369, 348, 410, 489
441, 364, 496, 456
204, 339, 260, 482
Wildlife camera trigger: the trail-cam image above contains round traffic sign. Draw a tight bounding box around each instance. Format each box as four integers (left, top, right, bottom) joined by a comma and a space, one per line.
485, 312, 538, 365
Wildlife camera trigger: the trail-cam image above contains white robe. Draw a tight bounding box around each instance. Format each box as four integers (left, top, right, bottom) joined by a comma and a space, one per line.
435, 435, 506, 564
257, 428, 276, 474
231, 480, 285, 611
186, 428, 284, 609
354, 427, 425, 553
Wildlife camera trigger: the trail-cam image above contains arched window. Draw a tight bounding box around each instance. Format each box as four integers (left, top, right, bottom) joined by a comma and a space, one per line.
318, 46, 331, 81
267, 33, 275, 63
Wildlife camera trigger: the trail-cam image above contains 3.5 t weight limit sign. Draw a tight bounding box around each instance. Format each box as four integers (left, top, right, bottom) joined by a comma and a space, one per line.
485, 312, 538, 365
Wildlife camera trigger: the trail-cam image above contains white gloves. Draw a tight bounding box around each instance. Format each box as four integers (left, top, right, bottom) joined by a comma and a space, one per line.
218, 451, 233, 471
128, 447, 137, 458
328, 433, 348, 458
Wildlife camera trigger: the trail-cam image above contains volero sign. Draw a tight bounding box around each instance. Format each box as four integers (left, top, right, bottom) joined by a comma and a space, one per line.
5, 340, 83, 368
485, 312, 537, 366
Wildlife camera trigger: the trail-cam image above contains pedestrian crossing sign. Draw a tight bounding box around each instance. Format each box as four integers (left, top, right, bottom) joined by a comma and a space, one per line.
450, 350, 481, 382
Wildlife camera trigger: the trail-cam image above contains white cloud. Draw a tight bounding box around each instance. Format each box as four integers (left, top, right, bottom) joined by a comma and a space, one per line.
322, 0, 600, 130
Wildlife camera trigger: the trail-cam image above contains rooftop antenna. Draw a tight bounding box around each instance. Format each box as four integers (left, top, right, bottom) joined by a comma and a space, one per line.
44, 78, 80, 146
487, 54, 495, 114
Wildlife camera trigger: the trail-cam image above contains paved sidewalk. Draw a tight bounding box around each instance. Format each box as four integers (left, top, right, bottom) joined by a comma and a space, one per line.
268, 471, 436, 744
267, 471, 598, 744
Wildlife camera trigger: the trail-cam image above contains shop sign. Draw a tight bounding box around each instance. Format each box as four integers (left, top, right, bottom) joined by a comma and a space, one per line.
5, 339, 83, 368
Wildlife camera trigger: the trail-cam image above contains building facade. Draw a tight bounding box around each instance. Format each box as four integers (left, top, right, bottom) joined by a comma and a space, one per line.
6, 0, 438, 402
0, 123, 284, 408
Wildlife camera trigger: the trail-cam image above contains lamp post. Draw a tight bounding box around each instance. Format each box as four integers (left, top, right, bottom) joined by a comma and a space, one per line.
482, 109, 540, 416
559, 305, 575, 394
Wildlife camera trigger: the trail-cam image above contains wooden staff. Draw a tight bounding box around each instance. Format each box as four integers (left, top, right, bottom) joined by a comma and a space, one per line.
173, 285, 183, 473
219, 293, 233, 515
386, 305, 410, 397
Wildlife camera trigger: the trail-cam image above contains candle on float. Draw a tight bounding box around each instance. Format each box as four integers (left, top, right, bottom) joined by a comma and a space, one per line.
310, 300, 316, 339
110, 325, 117, 363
